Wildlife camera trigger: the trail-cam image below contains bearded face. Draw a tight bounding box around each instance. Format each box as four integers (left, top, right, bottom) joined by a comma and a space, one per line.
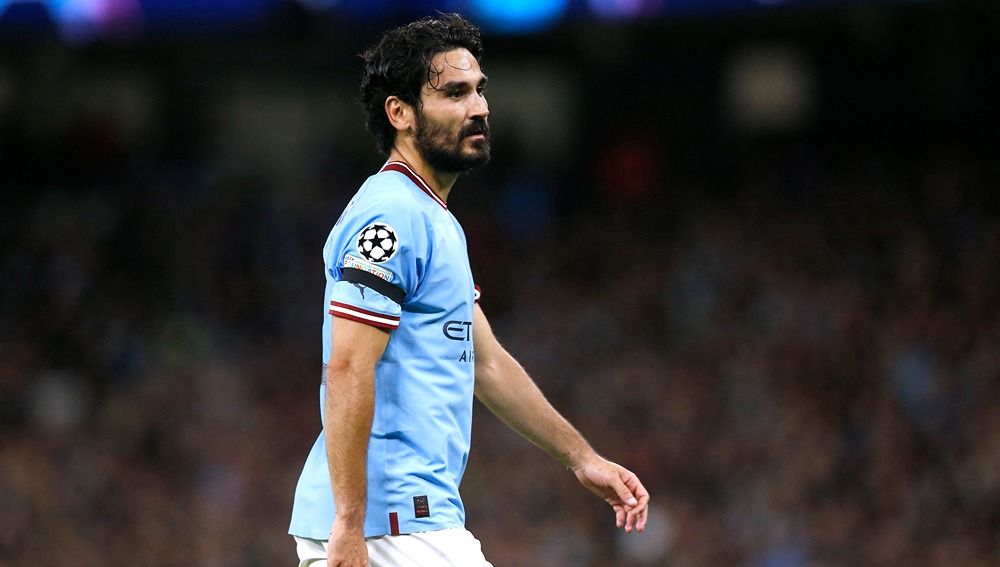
414, 109, 491, 174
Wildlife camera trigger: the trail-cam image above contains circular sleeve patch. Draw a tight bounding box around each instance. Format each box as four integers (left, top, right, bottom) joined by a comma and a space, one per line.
356, 222, 399, 263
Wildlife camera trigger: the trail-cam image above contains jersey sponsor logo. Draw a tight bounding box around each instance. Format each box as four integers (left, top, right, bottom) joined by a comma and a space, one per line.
442, 320, 472, 341
356, 222, 399, 263
343, 254, 394, 282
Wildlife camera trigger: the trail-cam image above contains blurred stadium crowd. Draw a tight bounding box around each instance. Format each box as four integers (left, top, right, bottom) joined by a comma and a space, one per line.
2, 3, 999, 567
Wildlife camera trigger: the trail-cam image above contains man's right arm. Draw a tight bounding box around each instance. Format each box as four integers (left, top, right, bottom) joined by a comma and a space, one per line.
325, 317, 390, 567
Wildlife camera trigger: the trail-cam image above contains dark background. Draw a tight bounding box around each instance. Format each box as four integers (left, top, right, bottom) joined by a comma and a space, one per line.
1, 1, 998, 565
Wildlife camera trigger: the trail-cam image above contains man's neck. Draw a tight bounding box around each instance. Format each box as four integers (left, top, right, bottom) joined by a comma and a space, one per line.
388, 147, 458, 204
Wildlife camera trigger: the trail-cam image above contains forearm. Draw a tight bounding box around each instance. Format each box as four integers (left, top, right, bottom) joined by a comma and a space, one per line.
475, 350, 595, 470
325, 364, 375, 527
471, 306, 649, 534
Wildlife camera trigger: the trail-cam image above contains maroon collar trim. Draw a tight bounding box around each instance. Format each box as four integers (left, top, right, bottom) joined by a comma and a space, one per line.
380, 161, 447, 209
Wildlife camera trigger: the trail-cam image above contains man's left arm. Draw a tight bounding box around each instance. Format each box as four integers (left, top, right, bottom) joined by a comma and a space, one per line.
472, 303, 649, 533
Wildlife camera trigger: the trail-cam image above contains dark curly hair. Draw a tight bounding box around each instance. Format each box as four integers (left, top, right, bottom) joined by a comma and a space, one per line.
359, 13, 484, 155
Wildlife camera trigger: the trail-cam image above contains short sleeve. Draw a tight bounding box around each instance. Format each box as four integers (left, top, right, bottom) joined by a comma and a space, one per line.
325, 188, 426, 331
329, 282, 402, 330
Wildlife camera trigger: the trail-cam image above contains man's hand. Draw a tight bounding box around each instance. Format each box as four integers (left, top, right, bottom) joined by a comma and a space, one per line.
327, 519, 368, 567
573, 457, 650, 533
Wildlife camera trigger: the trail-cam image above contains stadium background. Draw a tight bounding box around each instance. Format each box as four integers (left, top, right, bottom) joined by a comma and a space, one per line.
1, 1, 998, 565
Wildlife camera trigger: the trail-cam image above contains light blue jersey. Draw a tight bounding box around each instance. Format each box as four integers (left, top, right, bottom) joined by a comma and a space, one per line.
289, 161, 480, 540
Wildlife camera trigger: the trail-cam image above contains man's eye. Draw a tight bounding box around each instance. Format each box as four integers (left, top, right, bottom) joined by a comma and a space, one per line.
448, 91, 463, 99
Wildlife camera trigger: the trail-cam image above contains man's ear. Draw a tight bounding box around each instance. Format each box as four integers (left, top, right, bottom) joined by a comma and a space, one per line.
385, 96, 414, 134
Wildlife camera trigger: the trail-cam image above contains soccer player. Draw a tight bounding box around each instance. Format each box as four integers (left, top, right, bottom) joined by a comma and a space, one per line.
289, 13, 649, 567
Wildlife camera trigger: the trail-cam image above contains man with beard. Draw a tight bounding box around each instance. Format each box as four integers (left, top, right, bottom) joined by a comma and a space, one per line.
289, 13, 649, 567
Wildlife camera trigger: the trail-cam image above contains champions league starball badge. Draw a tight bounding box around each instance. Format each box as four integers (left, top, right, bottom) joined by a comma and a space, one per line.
356, 222, 399, 263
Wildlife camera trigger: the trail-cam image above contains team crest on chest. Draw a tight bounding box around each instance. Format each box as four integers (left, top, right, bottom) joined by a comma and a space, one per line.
357, 222, 399, 263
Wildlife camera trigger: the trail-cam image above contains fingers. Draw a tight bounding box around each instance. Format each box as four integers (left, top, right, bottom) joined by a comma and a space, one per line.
618, 468, 650, 533
623, 470, 650, 506
637, 504, 648, 532
584, 459, 650, 534
624, 503, 647, 533
610, 470, 638, 508
614, 501, 644, 533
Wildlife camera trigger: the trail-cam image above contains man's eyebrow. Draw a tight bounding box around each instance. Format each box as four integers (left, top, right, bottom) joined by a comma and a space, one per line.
437, 76, 489, 91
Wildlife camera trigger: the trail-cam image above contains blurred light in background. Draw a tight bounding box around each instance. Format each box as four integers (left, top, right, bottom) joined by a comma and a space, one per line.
723, 44, 815, 133
587, 0, 664, 20
0, 0, 141, 41
469, 0, 568, 33
0, 0, 921, 42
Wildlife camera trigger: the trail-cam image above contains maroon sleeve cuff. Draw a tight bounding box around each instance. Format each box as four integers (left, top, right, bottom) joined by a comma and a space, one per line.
329, 301, 400, 330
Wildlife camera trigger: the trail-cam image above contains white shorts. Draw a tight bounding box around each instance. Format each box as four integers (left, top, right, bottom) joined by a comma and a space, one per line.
294, 527, 494, 567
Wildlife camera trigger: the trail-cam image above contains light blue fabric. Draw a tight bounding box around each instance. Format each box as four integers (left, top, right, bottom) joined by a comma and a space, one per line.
290, 164, 478, 540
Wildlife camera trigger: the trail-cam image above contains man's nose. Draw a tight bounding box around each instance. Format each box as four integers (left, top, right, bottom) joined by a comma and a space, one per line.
470, 92, 489, 118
